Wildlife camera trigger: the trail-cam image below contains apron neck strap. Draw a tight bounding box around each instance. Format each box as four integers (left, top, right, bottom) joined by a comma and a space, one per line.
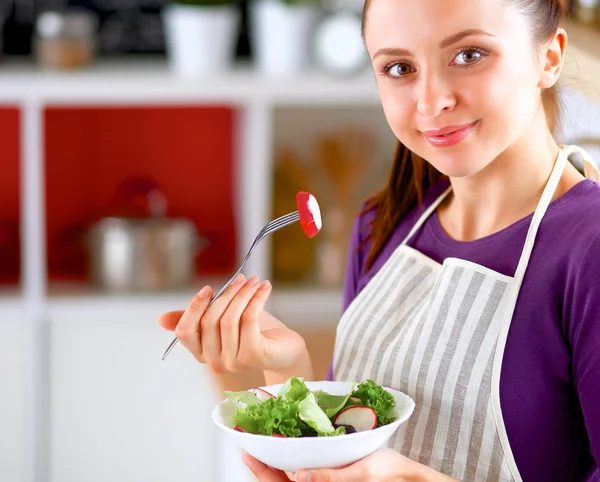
400, 186, 452, 246
400, 145, 583, 274
511, 145, 569, 284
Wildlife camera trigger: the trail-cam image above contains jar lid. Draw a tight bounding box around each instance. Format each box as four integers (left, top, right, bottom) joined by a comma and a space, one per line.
37, 10, 97, 39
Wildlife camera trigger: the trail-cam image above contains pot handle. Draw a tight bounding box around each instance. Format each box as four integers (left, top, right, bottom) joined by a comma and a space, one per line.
114, 176, 167, 219
194, 235, 211, 254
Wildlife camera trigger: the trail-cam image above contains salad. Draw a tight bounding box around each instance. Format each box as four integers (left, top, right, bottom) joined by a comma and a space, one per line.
223, 377, 397, 438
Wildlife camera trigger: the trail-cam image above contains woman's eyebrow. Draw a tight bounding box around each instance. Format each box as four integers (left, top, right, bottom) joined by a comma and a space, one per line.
373, 29, 496, 59
439, 28, 496, 48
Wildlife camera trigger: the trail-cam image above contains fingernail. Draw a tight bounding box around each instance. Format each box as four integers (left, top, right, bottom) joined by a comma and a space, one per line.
241, 454, 250, 468
260, 280, 271, 290
197, 286, 211, 298
233, 274, 246, 285
246, 276, 260, 287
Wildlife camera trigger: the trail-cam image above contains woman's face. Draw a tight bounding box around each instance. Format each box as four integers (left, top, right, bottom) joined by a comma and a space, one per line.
365, 0, 546, 178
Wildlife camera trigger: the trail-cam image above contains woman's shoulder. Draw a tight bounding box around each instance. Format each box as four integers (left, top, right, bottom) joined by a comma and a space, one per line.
549, 180, 600, 249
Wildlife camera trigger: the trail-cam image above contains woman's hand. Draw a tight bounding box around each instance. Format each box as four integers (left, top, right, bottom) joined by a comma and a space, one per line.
158, 274, 310, 377
242, 449, 459, 482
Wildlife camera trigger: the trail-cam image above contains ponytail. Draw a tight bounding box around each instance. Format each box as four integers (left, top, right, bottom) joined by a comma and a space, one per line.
361, 143, 443, 270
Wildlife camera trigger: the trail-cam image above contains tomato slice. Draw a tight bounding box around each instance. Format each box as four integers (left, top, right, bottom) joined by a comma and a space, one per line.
296, 192, 322, 238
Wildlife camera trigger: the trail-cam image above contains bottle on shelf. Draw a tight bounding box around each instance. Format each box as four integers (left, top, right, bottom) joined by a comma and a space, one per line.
573, 0, 599, 26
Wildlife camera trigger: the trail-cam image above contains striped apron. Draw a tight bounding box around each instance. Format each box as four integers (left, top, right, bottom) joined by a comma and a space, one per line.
332, 145, 597, 481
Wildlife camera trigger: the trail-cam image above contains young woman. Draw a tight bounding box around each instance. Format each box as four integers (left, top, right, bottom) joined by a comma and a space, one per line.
159, 0, 600, 480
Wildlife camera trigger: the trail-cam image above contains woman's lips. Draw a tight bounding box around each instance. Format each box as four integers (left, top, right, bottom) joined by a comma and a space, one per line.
422, 121, 479, 148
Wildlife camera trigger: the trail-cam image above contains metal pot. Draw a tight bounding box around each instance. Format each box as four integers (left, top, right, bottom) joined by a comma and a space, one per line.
87, 216, 207, 292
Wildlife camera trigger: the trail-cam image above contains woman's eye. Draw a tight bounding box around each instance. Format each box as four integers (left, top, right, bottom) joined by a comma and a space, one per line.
453, 48, 485, 66
384, 63, 414, 78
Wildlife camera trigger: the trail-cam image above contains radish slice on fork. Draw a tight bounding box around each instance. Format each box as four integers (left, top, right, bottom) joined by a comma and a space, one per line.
296, 192, 322, 238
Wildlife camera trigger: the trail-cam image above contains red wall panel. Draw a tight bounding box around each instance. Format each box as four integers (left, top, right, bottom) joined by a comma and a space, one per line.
0, 107, 21, 284
45, 106, 237, 282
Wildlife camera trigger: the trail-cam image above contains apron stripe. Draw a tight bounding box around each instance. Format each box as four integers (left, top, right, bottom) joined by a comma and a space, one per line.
395, 262, 449, 401
460, 349, 496, 481
380, 288, 433, 388
401, 266, 465, 456
334, 250, 409, 379
355, 265, 436, 383
418, 271, 486, 467
488, 434, 505, 481
337, 252, 410, 361
437, 279, 509, 475
500, 459, 513, 480
472, 404, 498, 480
337, 253, 416, 381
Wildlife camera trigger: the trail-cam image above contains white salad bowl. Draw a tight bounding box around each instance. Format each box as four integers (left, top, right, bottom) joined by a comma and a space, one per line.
211, 380, 415, 473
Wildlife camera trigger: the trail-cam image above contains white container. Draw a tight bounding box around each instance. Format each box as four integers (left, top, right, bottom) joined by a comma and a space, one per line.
211, 380, 415, 473
250, 0, 322, 77
163, 4, 240, 77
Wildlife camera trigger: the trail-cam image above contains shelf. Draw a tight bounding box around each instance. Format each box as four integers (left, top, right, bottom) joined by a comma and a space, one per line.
0, 28, 595, 106
0, 57, 380, 106
564, 22, 600, 104
45, 281, 343, 328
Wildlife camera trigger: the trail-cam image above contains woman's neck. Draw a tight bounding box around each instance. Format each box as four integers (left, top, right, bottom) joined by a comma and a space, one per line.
437, 110, 582, 242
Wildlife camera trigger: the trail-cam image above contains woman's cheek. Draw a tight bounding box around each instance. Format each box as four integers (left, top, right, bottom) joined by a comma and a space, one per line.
380, 89, 414, 139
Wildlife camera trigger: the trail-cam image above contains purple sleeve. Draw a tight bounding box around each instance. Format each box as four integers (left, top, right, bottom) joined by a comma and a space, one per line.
568, 232, 600, 467
326, 215, 366, 381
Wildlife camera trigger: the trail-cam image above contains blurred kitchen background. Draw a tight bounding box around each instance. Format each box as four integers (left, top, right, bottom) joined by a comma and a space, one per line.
0, 0, 599, 481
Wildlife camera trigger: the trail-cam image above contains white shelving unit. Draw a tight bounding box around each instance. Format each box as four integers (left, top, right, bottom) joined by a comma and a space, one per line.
0, 58, 379, 482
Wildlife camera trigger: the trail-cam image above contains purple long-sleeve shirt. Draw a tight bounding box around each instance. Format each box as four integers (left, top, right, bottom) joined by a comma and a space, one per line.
327, 178, 600, 481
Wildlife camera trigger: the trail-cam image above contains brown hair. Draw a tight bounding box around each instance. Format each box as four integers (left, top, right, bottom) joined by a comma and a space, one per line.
360, 0, 569, 270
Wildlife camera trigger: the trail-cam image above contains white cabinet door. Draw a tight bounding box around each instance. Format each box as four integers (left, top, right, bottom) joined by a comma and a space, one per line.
47, 301, 225, 482
0, 302, 24, 482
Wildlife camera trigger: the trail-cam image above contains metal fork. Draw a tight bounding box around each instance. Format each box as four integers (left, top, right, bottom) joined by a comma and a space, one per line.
161, 210, 301, 360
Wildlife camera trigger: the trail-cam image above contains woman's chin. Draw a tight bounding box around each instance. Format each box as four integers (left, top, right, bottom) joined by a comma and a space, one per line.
427, 154, 486, 179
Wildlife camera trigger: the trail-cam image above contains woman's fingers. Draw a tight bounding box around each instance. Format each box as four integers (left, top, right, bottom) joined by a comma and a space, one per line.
238, 280, 272, 366
200, 274, 247, 372
220, 276, 263, 371
157, 310, 185, 331
241, 454, 291, 481
174, 286, 213, 362
158, 274, 274, 373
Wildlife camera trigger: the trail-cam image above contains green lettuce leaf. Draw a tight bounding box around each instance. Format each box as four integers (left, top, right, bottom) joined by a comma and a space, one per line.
298, 392, 340, 435
232, 397, 310, 437
351, 379, 397, 427
314, 381, 357, 418
277, 377, 310, 402
224, 390, 261, 406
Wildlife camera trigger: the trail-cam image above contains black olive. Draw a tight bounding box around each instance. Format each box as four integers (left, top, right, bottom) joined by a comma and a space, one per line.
333, 423, 357, 434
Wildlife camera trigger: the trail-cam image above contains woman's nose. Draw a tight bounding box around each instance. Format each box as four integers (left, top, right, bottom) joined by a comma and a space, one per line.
416, 73, 457, 118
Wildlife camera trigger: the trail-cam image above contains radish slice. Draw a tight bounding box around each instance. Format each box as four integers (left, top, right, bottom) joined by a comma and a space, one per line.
234, 426, 244, 432
271, 434, 286, 438
252, 388, 276, 401
333, 406, 377, 432
296, 192, 322, 238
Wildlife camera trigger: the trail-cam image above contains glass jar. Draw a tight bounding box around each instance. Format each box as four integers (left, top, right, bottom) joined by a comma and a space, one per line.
574, 0, 599, 26
34, 9, 98, 69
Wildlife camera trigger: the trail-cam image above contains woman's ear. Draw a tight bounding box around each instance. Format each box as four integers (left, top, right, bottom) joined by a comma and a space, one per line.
539, 27, 567, 89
